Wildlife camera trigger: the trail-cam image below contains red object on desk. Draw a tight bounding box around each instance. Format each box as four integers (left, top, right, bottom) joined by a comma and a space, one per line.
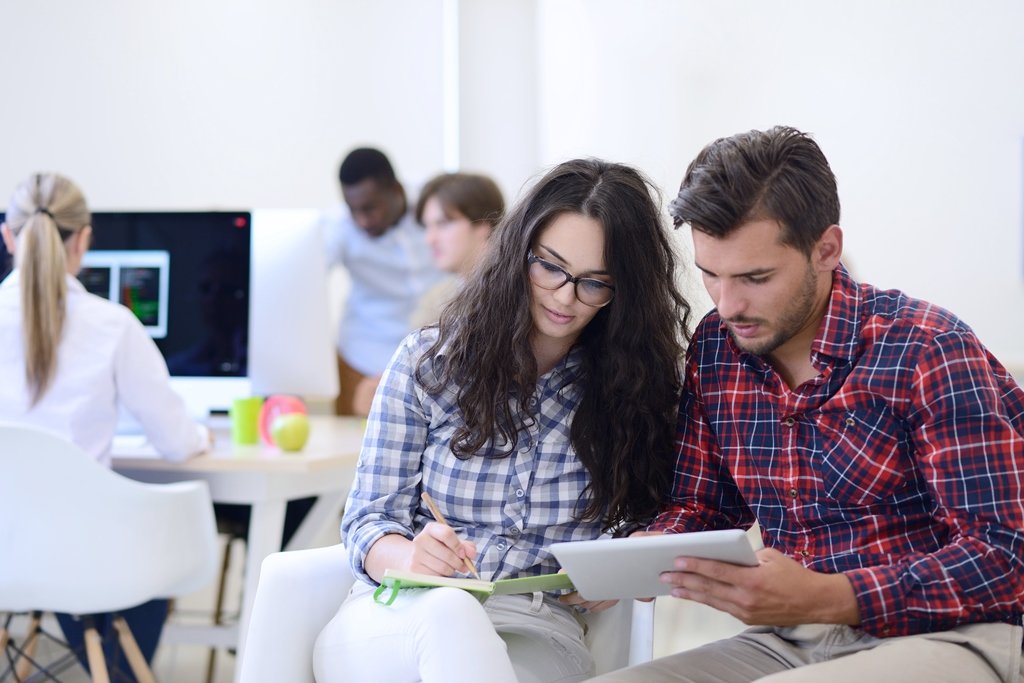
258, 395, 307, 445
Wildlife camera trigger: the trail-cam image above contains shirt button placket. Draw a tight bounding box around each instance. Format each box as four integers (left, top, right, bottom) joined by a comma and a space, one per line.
782, 416, 799, 503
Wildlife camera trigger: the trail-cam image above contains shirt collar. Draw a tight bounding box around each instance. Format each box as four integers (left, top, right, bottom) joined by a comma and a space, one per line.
555, 344, 584, 375
0, 269, 87, 294
535, 343, 584, 396
812, 263, 861, 362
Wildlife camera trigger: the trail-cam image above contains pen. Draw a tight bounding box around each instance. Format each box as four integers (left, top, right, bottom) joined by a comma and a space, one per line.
421, 491, 480, 579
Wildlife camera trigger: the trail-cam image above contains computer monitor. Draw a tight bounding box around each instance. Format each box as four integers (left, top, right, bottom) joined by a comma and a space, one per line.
248, 208, 338, 400
85, 211, 253, 419
0, 208, 338, 417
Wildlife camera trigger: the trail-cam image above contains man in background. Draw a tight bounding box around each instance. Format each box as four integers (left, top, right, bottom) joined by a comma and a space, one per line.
323, 147, 441, 415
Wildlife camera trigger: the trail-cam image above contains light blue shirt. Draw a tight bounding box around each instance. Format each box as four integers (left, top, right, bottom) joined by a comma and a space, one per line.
342, 327, 610, 585
322, 206, 442, 375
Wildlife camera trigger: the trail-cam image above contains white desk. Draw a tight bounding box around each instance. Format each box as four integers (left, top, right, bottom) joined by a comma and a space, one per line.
112, 415, 364, 682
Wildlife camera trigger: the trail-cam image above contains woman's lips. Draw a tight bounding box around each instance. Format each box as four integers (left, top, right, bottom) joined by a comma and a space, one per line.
544, 306, 574, 324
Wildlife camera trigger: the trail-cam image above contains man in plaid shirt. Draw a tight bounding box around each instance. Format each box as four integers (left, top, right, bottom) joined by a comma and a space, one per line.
595, 127, 1024, 682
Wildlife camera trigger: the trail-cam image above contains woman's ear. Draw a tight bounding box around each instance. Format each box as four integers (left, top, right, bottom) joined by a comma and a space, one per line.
73, 225, 93, 258
1, 223, 15, 255
64, 226, 92, 275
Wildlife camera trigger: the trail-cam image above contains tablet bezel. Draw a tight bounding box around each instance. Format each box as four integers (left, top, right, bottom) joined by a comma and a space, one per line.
549, 528, 759, 601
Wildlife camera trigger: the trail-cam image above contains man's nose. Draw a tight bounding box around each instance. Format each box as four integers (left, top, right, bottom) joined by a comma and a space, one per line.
715, 281, 746, 319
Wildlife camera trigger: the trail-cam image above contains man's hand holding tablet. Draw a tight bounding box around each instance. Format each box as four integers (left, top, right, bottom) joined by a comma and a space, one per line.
661, 545, 859, 626
550, 528, 759, 602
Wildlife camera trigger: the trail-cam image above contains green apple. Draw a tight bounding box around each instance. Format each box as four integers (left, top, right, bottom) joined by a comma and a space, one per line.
271, 413, 310, 452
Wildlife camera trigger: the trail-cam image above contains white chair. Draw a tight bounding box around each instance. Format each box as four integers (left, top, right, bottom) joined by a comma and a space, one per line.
238, 543, 655, 682
0, 423, 219, 682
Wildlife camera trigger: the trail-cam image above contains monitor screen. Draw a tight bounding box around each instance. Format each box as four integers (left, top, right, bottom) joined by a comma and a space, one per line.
80, 249, 170, 338
86, 211, 252, 381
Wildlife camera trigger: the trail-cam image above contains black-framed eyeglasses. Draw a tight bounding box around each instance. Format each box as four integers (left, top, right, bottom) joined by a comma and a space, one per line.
526, 250, 615, 307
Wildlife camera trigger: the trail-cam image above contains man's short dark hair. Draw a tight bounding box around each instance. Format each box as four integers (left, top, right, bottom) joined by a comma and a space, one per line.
338, 147, 398, 187
669, 126, 840, 256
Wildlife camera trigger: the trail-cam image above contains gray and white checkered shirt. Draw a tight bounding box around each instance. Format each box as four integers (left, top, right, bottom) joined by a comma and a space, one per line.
342, 327, 609, 585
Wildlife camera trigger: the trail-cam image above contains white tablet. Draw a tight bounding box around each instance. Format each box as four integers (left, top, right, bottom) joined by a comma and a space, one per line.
550, 528, 759, 601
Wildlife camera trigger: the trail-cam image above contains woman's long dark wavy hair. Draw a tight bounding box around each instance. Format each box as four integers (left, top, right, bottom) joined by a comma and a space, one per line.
417, 158, 691, 530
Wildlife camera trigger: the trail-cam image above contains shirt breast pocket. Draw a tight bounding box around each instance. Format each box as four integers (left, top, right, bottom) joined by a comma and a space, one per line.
814, 408, 912, 506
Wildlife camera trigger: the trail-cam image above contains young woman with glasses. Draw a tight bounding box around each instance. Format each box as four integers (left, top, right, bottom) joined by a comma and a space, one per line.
314, 158, 692, 683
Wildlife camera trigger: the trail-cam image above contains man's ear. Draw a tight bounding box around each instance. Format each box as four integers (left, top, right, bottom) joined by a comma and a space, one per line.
1, 223, 15, 255
814, 224, 843, 272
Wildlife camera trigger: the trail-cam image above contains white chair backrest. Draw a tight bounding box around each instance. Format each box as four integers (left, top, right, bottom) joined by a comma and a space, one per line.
0, 423, 218, 614
239, 543, 352, 683
239, 543, 653, 683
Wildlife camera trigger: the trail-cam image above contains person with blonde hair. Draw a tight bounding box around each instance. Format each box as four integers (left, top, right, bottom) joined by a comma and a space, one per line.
0, 172, 210, 679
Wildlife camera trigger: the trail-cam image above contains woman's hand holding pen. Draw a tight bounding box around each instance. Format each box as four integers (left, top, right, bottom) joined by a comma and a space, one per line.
405, 522, 479, 577
363, 528, 477, 584
363, 492, 480, 583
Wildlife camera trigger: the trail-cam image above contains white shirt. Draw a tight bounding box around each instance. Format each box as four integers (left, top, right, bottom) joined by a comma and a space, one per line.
0, 270, 208, 466
322, 206, 442, 376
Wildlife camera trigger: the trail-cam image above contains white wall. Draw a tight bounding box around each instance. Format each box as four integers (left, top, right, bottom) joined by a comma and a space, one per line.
0, 0, 446, 209
457, 0, 541, 201
536, 0, 1024, 369
2, 0, 1022, 370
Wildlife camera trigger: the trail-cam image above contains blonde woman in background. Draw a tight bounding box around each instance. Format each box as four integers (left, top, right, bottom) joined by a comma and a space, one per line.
0, 172, 210, 680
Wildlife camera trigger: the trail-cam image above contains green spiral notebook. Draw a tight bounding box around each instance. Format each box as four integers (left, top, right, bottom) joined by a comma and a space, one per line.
373, 569, 575, 606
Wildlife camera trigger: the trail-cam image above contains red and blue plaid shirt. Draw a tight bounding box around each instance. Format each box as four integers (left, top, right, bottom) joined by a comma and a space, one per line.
653, 265, 1024, 637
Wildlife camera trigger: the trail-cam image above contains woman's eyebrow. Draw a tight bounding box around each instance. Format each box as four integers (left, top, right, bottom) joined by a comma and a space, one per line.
537, 244, 609, 275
